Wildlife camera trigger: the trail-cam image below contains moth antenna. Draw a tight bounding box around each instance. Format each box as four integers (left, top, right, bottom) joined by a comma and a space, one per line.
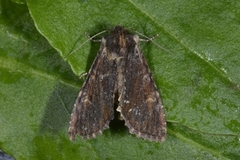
85, 33, 102, 42
64, 30, 107, 59
135, 31, 173, 54
139, 34, 159, 42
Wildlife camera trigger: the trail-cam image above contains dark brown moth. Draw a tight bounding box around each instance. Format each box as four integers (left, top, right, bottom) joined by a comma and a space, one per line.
68, 26, 166, 142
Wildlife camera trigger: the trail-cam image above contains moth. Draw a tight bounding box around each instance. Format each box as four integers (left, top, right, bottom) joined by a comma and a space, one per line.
68, 26, 166, 142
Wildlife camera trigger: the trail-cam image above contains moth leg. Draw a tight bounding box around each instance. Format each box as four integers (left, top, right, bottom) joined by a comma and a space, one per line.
79, 72, 88, 79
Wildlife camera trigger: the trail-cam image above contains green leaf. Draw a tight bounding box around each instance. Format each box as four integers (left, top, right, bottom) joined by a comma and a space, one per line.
0, 0, 239, 159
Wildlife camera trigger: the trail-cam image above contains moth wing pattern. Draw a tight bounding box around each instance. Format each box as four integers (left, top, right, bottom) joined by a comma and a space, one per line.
68, 41, 116, 140
118, 37, 166, 142
68, 26, 166, 142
